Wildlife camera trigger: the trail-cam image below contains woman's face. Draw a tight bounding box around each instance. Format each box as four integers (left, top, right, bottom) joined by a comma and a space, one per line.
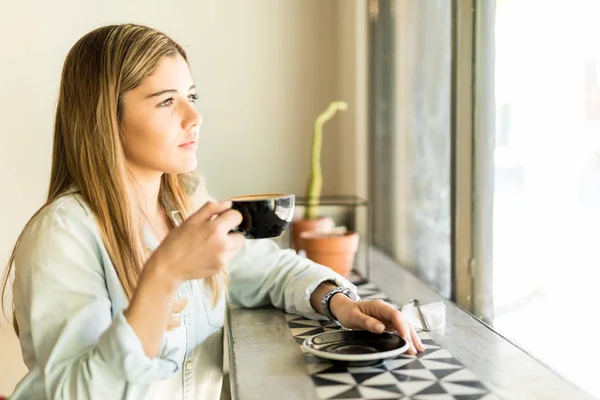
120, 54, 201, 179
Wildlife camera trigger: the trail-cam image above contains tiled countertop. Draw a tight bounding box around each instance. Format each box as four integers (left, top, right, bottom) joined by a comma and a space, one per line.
226, 248, 594, 400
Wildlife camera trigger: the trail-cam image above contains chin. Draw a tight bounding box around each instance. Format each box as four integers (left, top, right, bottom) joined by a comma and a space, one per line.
158, 155, 198, 175
171, 159, 198, 174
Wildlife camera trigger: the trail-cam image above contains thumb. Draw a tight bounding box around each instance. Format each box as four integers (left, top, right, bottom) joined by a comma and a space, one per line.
190, 201, 232, 223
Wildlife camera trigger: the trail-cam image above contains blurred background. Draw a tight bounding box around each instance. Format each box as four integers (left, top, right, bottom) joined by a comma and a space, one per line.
1, 0, 600, 398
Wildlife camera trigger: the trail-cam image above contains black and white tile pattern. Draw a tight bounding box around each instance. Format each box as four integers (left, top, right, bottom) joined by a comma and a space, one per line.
285, 273, 499, 400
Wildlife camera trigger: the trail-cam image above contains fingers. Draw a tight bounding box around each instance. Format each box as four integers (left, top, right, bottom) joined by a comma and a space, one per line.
386, 306, 410, 338
214, 209, 244, 234
225, 231, 246, 251
217, 248, 243, 269
361, 301, 421, 355
381, 304, 423, 353
192, 202, 244, 238
191, 201, 233, 222
411, 325, 425, 352
355, 312, 386, 334
389, 309, 418, 354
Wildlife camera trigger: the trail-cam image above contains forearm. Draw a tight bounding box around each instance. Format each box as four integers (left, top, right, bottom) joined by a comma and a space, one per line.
229, 239, 358, 318
124, 260, 180, 358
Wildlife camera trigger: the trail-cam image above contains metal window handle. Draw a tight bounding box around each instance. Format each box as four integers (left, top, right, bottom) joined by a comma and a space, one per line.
410, 299, 432, 332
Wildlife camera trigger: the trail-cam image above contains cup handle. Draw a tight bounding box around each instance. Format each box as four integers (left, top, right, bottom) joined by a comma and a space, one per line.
229, 227, 245, 235
169, 211, 183, 227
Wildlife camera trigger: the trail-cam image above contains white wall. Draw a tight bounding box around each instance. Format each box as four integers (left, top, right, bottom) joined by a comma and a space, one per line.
0, 0, 367, 394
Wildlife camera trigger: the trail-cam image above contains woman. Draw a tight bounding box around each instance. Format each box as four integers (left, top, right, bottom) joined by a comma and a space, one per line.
1, 24, 423, 399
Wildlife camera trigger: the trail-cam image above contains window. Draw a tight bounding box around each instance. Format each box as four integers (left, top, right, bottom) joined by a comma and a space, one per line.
369, 0, 453, 297
370, 0, 600, 396
492, 0, 600, 395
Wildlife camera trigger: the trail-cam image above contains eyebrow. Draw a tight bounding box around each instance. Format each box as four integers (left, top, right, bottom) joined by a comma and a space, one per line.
145, 84, 196, 98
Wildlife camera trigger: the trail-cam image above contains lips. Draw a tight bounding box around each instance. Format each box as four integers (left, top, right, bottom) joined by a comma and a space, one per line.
179, 134, 197, 147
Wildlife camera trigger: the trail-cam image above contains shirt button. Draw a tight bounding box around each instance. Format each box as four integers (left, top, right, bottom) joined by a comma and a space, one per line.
185, 360, 193, 371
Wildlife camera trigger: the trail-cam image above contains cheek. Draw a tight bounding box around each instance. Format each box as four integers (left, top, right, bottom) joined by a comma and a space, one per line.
122, 113, 195, 173
123, 115, 176, 163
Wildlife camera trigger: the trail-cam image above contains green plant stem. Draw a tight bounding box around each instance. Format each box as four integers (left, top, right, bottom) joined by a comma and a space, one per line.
304, 101, 348, 220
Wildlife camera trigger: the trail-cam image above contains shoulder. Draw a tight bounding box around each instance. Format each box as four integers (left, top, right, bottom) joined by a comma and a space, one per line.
12, 193, 109, 312
28, 192, 95, 232
16, 192, 100, 259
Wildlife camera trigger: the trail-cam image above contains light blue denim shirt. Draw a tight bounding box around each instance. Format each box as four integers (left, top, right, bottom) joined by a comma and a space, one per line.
9, 192, 355, 399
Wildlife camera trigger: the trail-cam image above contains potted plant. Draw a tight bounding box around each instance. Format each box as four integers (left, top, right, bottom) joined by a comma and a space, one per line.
291, 101, 360, 278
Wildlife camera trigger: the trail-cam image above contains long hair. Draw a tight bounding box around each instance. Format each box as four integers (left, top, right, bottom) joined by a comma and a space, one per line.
1, 24, 227, 335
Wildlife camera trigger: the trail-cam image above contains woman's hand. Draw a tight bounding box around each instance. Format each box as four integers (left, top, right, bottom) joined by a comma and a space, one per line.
127, 201, 245, 357
330, 296, 425, 355
145, 201, 246, 285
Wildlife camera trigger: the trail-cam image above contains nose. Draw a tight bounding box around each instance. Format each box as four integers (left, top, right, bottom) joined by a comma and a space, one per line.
182, 100, 202, 130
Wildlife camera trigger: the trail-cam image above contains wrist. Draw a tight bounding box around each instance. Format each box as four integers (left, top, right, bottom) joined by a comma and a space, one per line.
329, 292, 354, 319
319, 286, 361, 326
143, 256, 181, 294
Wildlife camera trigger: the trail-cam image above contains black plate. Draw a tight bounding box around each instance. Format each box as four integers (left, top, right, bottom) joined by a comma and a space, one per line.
302, 330, 409, 367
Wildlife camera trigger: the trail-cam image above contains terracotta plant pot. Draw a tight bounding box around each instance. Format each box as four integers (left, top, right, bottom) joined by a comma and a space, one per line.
290, 217, 335, 252
298, 231, 359, 278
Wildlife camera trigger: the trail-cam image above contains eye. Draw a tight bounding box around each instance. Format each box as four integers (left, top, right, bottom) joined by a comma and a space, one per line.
158, 97, 174, 107
189, 93, 199, 103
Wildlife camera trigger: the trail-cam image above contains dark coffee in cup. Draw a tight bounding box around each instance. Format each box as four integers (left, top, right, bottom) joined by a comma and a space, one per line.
229, 193, 295, 239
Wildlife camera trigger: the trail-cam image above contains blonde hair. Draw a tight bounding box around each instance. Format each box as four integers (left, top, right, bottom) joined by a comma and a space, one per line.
1, 24, 227, 335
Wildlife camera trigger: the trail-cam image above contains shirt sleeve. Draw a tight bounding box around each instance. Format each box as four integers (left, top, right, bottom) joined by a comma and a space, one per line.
227, 238, 357, 320
12, 208, 178, 399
